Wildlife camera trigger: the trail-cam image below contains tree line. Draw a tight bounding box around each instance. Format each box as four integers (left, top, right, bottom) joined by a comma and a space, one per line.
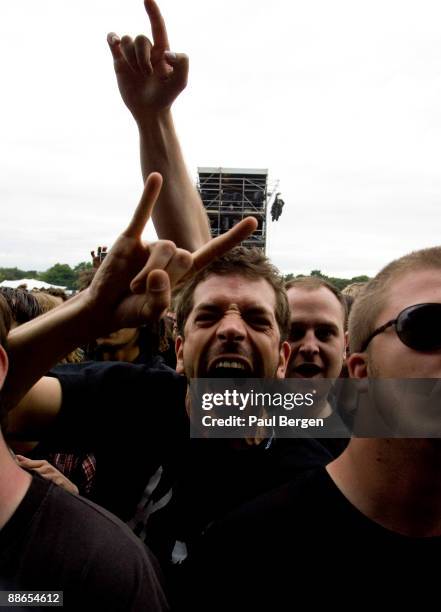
0, 264, 369, 292
0, 263, 93, 291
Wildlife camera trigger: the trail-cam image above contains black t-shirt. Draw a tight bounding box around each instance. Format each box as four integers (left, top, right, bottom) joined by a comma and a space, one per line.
34, 362, 341, 572
40, 361, 188, 521
183, 467, 441, 610
0, 474, 168, 611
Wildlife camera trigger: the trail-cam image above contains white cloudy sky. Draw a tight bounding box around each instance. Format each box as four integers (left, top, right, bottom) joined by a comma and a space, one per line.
1, 0, 440, 278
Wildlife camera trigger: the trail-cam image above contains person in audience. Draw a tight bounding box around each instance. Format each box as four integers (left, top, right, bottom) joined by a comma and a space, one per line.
0, 294, 168, 611
285, 276, 349, 455
0, 289, 90, 494
81, 264, 173, 367
285, 276, 347, 380
5, 191, 355, 595
184, 245, 441, 609
340, 281, 367, 325
3, 172, 258, 579
107, 0, 210, 253
0, 288, 41, 328
31, 290, 65, 312
341, 280, 367, 299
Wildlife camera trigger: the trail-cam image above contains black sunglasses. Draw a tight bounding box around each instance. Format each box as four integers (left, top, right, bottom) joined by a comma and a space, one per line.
361, 303, 441, 352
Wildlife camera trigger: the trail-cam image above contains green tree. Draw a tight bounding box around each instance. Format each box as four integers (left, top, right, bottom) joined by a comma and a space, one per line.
0, 267, 38, 282
73, 261, 92, 274
281, 270, 371, 292
39, 263, 76, 289
350, 275, 370, 283
310, 269, 324, 278
72, 261, 93, 290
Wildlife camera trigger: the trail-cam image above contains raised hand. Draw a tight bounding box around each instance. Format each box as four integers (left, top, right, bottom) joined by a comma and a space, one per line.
129, 215, 258, 294
86, 173, 257, 332
107, 0, 188, 118
90, 246, 108, 269
1, 173, 255, 416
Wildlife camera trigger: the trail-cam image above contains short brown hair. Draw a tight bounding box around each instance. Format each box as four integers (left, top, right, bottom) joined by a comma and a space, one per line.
349, 246, 441, 353
285, 276, 347, 328
0, 287, 41, 325
175, 247, 290, 341
31, 291, 63, 314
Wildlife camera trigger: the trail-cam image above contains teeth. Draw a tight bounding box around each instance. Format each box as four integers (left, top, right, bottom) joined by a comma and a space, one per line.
215, 361, 246, 370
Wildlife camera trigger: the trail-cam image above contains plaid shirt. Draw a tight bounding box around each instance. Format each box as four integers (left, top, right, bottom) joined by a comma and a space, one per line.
49, 452, 96, 496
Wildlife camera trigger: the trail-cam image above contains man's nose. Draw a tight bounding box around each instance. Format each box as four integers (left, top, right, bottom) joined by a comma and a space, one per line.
216, 313, 246, 342
298, 330, 320, 356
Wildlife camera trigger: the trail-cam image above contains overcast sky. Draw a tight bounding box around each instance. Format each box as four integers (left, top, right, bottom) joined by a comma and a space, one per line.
1, 0, 440, 277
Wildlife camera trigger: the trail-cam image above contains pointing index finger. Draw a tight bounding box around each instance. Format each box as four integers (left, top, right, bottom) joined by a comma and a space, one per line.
144, 0, 170, 49
192, 217, 258, 272
124, 172, 163, 238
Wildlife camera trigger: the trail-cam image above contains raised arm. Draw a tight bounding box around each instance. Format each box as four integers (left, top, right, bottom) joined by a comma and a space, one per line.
108, 0, 210, 251
2, 173, 256, 428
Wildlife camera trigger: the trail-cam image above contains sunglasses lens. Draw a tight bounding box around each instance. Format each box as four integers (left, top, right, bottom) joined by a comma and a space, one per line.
397, 304, 441, 351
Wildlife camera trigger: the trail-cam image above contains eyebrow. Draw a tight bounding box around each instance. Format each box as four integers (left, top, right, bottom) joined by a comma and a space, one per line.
193, 303, 273, 316
242, 306, 273, 317
193, 303, 223, 313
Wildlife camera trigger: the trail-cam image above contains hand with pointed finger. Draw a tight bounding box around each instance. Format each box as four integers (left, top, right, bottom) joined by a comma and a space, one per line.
130, 216, 259, 294
107, 0, 188, 118
85, 172, 192, 333
84, 171, 256, 334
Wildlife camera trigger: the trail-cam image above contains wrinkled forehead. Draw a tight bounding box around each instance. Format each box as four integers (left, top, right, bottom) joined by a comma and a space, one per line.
191, 273, 277, 314
376, 268, 441, 325
287, 286, 345, 328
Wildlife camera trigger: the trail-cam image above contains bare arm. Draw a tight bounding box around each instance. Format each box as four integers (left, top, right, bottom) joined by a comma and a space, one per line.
3, 173, 256, 432
2, 174, 174, 415
108, 0, 210, 251
5, 377, 62, 439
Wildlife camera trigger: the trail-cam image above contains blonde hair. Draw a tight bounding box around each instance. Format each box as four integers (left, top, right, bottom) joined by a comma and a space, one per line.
349, 246, 441, 353
341, 282, 367, 299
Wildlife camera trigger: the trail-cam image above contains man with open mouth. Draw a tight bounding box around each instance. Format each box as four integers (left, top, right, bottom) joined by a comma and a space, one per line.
3, 220, 336, 597
184, 245, 441, 610
285, 276, 347, 382
284, 276, 350, 454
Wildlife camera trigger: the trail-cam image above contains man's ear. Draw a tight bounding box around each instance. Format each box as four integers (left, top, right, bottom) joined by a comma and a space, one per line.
0, 345, 8, 390
175, 336, 185, 374
347, 352, 368, 378
277, 341, 291, 379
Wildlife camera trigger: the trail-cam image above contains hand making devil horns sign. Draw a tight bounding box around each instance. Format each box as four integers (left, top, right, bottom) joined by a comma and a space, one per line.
87, 173, 258, 333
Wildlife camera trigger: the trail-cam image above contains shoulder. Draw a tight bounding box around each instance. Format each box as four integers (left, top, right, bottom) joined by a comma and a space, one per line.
50, 360, 186, 402
50, 359, 181, 384
28, 476, 168, 609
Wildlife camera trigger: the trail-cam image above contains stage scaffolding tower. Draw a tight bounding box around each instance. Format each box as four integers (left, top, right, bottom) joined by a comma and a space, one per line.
197, 167, 269, 252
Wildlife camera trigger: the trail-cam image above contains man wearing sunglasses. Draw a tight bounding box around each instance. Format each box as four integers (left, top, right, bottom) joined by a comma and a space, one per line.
183, 246, 441, 609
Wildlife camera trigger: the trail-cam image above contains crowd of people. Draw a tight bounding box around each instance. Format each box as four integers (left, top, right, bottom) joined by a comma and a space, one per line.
1, 0, 440, 610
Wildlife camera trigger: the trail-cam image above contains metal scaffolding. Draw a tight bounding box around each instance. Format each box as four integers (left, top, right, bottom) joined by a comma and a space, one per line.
197, 167, 269, 251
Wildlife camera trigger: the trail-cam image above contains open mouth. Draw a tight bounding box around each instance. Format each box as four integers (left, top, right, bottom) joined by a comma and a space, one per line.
293, 363, 323, 378
208, 358, 252, 378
